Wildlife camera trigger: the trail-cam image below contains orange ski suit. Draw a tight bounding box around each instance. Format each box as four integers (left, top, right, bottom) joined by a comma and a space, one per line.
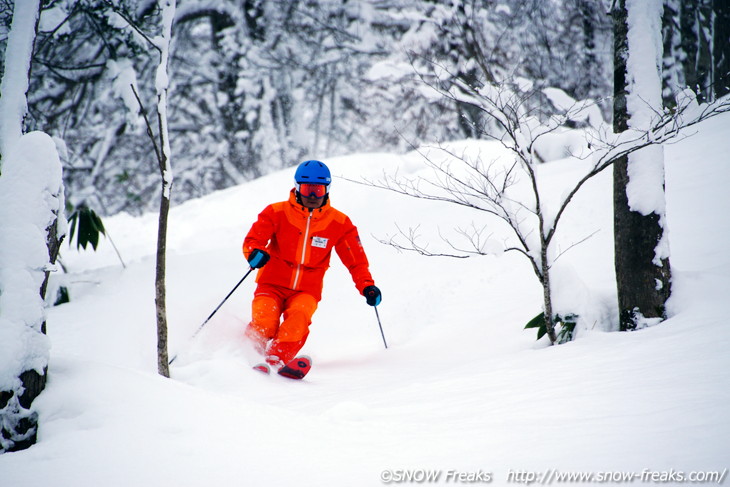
242, 189, 375, 364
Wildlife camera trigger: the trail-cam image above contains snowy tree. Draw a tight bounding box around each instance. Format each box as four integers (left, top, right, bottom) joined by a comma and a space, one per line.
149, 0, 175, 378
0, 0, 65, 453
120, 0, 176, 377
367, 73, 612, 343
612, 0, 671, 331
614, 0, 730, 331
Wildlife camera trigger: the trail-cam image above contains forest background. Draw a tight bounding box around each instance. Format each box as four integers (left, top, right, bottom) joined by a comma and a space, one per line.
3, 0, 725, 218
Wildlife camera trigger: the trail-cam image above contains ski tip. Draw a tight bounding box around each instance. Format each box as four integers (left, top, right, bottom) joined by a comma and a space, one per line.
277, 355, 312, 380
253, 363, 271, 374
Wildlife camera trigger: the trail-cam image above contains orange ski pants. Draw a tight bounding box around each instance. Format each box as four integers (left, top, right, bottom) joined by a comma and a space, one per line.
245, 283, 318, 365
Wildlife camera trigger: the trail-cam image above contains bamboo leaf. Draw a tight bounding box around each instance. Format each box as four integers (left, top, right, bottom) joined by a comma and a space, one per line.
524, 312, 544, 329
67, 206, 106, 251
524, 312, 547, 340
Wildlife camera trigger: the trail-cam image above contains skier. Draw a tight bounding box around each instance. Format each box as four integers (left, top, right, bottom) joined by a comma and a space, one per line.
242, 160, 382, 376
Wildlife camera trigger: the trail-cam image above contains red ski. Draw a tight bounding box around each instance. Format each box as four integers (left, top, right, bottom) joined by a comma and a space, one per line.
252, 355, 312, 380
277, 355, 312, 380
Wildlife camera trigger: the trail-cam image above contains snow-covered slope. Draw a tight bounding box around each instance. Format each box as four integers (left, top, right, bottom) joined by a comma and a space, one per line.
1, 114, 728, 486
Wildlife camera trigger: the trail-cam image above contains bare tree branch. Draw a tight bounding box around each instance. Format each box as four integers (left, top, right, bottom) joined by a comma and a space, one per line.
359, 70, 729, 346
100, 0, 162, 53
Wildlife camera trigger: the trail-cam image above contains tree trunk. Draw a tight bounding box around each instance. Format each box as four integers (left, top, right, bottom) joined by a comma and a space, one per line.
680, 0, 714, 102
41, 206, 65, 332
612, 0, 672, 332
540, 243, 558, 344
714, 0, 730, 99
154, 0, 176, 378
578, 0, 599, 98
156, 191, 171, 377
613, 159, 672, 330
661, 0, 683, 108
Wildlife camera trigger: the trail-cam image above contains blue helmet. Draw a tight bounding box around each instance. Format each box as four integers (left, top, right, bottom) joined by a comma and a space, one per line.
294, 160, 331, 185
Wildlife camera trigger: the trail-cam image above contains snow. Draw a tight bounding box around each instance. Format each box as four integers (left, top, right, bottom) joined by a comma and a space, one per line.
624, 0, 666, 219
38, 5, 70, 36
0, 132, 64, 387
542, 87, 604, 129
1, 108, 729, 484
622, 0, 671, 270
154, 0, 176, 198
107, 59, 141, 126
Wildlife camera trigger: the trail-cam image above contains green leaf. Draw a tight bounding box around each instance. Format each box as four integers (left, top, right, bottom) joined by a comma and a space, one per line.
524, 312, 547, 341
536, 323, 547, 340
89, 210, 106, 235
557, 322, 576, 344
54, 286, 70, 306
556, 313, 579, 344
67, 206, 106, 251
524, 312, 544, 329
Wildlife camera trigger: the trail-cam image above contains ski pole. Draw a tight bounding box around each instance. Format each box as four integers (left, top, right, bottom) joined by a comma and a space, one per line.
169, 267, 254, 365
374, 305, 388, 349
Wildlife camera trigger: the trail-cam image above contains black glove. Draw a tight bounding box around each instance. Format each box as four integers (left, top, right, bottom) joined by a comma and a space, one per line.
247, 249, 270, 269
363, 285, 382, 306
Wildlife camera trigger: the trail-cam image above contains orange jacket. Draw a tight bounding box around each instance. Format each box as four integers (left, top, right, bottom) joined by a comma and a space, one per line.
243, 189, 375, 301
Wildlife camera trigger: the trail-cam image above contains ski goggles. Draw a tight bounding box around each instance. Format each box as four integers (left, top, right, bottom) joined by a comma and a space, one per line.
297, 182, 329, 198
